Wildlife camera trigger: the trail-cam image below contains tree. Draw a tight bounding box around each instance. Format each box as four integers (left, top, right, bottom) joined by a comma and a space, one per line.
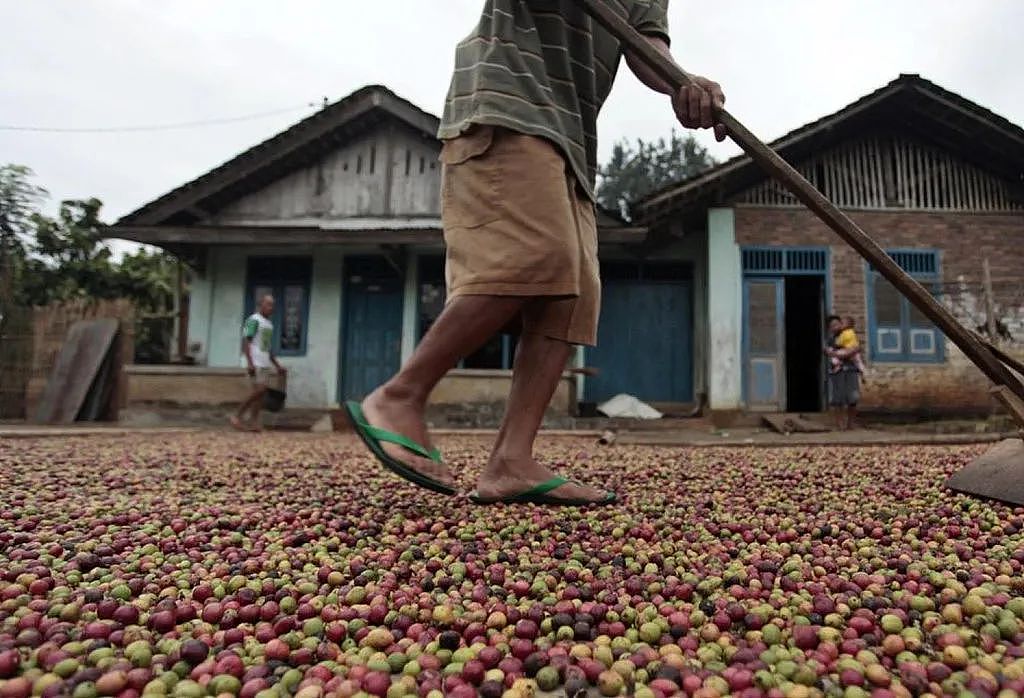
18, 197, 120, 306
0, 165, 46, 318
117, 248, 180, 363
596, 130, 716, 220
117, 248, 177, 315
0, 164, 181, 360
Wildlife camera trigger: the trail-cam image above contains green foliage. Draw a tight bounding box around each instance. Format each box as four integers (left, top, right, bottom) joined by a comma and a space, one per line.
596, 130, 716, 220
0, 164, 180, 360
112, 247, 177, 315
17, 197, 120, 306
0, 165, 47, 314
118, 249, 179, 363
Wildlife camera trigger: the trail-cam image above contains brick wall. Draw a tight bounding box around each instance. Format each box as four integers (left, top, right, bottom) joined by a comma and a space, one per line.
734, 206, 1024, 414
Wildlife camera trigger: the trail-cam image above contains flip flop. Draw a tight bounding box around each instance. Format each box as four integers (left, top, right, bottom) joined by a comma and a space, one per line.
469, 476, 616, 506
344, 401, 455, 495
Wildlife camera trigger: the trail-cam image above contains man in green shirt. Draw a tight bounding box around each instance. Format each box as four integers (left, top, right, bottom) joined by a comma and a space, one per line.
231, 294, 286, 431
347, 1, 725, 504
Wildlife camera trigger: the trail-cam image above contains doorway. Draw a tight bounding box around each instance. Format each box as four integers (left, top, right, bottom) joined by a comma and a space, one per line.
783, 275, 824, 412
742, 274, 825, 412
585, 261, 693, 404
339, 256, 403, 400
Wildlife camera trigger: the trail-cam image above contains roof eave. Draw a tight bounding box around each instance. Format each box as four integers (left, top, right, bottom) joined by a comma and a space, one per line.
107, 222, 649, 249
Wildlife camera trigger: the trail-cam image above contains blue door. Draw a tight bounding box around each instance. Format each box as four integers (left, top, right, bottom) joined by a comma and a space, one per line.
585, 275, 693, 404
340, 258, 403, 400
743, 278, 786, 410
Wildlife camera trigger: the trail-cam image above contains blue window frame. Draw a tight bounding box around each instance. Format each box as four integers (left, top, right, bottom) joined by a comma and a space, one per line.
866, 250, 944, 363
245, 257, 312, 357
741, 246, 829, 275
741, 245, 832, 309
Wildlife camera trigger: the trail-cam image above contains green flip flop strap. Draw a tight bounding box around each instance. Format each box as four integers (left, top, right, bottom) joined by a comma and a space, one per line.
518, 476, 570, 497
349, 402, 442, 463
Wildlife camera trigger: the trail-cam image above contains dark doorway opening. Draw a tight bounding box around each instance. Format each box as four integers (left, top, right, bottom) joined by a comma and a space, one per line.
784, 275, 824, 412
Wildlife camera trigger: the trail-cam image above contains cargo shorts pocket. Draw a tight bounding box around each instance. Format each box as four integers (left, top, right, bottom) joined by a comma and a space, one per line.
440, 125, 502, 229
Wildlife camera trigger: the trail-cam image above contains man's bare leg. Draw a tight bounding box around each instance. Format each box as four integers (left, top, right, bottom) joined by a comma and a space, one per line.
248, 388, 266, 432
361, 295, 527, 485
231, 388, 264, 431
474, 332, 607, 502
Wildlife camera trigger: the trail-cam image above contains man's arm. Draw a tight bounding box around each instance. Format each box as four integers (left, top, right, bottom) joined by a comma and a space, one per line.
270, 352, 286, 374
242, 337, 256, 376
625, 36, 727, 142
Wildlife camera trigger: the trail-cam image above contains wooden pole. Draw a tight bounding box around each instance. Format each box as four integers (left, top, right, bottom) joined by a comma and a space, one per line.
575, 0, 1024, 402
979, 333, 1024, 378
982, 258, 997, 342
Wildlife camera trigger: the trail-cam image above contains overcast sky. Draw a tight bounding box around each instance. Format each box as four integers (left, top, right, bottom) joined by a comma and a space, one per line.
2, 0, 1022, 254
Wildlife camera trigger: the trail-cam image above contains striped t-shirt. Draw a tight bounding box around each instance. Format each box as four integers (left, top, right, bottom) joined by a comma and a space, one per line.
438, 0, 670, 202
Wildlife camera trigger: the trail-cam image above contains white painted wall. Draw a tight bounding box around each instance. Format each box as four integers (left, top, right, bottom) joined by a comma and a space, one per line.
306, 248, 344, 407
186, 250, 212, 365
707, 208, 743, 410
207, 248, 246, 369
194, 246, 344, 408
187, 234, 715, 410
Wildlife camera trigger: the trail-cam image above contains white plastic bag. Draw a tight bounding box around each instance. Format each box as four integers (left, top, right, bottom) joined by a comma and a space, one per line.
597, 394, 663, 419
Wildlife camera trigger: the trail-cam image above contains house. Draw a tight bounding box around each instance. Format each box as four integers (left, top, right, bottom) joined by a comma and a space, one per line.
636, 74, 1024, 418
112, 75, 1024, 421
111, 85, 651, 418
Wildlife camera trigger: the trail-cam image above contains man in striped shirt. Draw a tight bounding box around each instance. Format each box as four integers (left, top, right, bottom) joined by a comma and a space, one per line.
352, 0, 725, 505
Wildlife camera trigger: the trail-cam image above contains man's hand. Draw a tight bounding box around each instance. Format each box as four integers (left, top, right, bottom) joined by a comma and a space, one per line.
247, 365, 256, 377
672, 75, 727, 142
624, 37, 728, 142
277, 366, 287, 376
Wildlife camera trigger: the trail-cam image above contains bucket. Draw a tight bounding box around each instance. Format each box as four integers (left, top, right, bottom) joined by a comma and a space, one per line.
263, 388, 286, 412
262, 372, 287, 412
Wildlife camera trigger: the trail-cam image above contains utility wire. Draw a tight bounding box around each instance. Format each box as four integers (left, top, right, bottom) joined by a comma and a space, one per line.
0, 103, 320, 134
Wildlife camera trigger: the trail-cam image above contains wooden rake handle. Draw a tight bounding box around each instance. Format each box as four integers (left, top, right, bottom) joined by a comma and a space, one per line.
574, 0, 1024, 403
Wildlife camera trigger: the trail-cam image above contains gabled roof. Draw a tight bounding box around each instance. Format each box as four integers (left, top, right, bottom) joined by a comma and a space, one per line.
117, 85, 441, 226
638, 74, 1024, 223
115, 83, 635, 234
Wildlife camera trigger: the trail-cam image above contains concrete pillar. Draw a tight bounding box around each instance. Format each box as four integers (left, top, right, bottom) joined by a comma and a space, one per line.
186, 249, 212, 365
573, 345, 585, 410
400, 250, 419, 365
207, 248, 246, 367
707, 208, 743, 412
307, 248, 344, 406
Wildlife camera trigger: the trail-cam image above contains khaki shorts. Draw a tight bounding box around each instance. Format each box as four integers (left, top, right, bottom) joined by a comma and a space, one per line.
440, 125, 600, 346
248, 367, 276, 386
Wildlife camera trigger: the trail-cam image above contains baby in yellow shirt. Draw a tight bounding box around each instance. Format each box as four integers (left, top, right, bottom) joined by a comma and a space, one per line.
830, 317, 868, 376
